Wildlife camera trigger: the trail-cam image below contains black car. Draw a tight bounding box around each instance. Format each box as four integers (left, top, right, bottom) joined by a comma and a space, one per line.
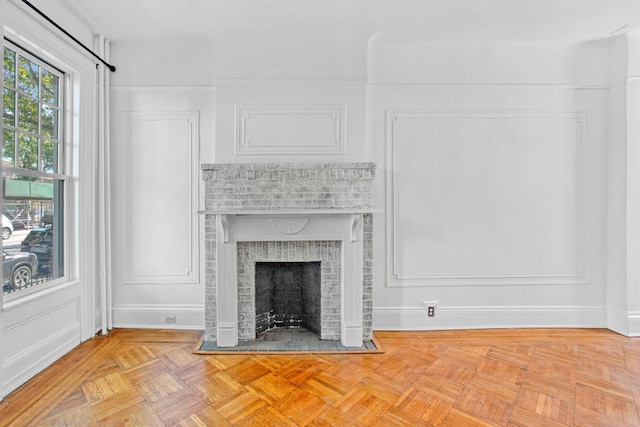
3, 250, 38, 293
20, 227, 54, 272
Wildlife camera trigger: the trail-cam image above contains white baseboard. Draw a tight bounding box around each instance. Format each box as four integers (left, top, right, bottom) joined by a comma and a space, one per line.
110, 304, 629, 333
616, 310, 640, 337
607, 307, 631, 336
112, 304, 204, 330
373, 305, 607, 331
629, 312, 640, 337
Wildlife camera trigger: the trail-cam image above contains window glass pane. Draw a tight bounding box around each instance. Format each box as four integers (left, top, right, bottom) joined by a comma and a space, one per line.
2, 176, 64, 294
42, 139, 58, 173
18, 95, 39, 133
3, 88, 15, 127
18, 57, 39, 98
42, 69, 59, 106
41, 105, 58, 139
3, 47, 16, 87
3, 129, 15, 167
18, 134, 38, 170
3, 41, 66, 296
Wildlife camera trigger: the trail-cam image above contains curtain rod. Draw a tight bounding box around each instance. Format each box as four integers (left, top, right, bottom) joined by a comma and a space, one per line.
20, 0, 116, 72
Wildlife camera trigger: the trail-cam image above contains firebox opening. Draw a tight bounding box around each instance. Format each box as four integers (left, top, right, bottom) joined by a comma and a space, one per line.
255, 261, 321, 337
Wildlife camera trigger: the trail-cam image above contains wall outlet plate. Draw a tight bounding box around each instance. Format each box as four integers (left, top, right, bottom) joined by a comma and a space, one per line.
422, 301, 438, 317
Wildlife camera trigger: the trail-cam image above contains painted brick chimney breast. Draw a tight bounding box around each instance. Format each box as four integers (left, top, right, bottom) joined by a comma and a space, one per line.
202, 163, 376, 348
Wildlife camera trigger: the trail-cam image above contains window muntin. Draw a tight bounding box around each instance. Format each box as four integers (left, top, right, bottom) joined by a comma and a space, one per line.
3, 41, 62, 172
2, 40, 66, 296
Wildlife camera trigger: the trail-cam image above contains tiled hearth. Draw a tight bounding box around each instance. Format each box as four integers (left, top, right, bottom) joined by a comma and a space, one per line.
201, 163, 376, 348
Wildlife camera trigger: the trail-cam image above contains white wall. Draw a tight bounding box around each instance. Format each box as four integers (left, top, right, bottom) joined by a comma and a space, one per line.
109, 38, 215, 87
367, 36, 611, 330
108, 39, 214, 328
211, 29, 371, 163
607, 32, 640, 336
627, 34, 640, 335
106, 26, 634, 335
214, 81, 367, 163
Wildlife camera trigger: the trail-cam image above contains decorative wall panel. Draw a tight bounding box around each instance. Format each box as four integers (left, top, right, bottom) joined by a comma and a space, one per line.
235, 105, 346, 155
124, 112, 199, 284
386, 110, 588, 286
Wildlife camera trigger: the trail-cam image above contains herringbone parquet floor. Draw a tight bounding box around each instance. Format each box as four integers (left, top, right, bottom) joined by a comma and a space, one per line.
1, 328, 639, 426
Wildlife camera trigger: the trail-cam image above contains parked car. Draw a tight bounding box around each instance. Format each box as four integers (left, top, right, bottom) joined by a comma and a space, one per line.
2, 250, 38, 292
20, 227, 53, 272
2, 214, 14, 240
3, 209, 29, 230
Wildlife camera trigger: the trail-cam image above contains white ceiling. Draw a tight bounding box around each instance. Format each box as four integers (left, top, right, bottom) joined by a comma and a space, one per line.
55, 0, 640, 43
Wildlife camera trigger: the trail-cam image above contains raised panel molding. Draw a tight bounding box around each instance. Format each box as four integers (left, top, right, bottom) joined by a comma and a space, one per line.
123, 111, 199, 284
2, 298, 81, 396
386, 109, 589, 287
235, 105, 347, 155
2, 324, 79, 396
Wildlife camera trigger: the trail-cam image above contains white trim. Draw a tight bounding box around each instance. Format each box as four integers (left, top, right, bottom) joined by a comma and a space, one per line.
110, 85, 216, 91
2, 281, 81, 318
215, 213, 366, 348
111, 304, 204, 330
385, 109, 590, 287
3, 7, 93, 76
234, 104, 347, 156
2, 323, 79, 396
607, 309, 640, 337
368, 82, 610, 90
373, 305, 606, 331
122, 111, 200, 285
104, 39, 113, 331
215, 78, 367, 84
628, 311, 640, 337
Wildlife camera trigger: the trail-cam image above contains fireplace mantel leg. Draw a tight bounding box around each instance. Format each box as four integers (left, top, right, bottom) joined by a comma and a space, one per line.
342, 213, 364, 347
216, 215, 238, 347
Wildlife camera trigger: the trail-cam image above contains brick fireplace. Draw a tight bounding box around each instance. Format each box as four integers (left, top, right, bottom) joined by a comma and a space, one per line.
201, 163, 376, 348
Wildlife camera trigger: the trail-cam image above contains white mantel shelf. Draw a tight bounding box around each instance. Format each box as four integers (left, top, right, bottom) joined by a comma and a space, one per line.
200, 209, 381, 244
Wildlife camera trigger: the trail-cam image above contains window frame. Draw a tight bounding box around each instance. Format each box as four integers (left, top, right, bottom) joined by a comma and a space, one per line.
2, 38, 70, 301
3, 38, 65, 173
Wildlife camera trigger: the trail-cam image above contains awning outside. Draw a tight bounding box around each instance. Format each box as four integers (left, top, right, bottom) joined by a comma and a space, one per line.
3, 178, 53, 200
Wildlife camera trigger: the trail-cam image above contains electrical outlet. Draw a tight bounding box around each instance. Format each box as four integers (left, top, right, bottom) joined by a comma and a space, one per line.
164, 315, 177, 324
422, 301, 438, 317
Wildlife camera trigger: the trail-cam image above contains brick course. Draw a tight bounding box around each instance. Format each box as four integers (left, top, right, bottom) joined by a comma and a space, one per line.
202, 162, 376, 211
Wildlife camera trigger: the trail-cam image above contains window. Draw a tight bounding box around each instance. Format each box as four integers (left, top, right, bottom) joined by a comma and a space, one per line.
2, 40, 65, 295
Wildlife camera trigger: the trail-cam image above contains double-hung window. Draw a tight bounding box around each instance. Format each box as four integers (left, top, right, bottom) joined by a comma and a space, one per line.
2, 39, 66, 295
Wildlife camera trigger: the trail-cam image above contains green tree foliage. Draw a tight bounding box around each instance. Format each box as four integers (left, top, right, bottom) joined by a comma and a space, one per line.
3, 47, 59, 172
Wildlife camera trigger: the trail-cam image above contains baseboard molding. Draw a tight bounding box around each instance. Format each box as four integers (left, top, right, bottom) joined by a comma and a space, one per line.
607, 307, 630, 336
605, 309, 640, 337
112, 304, 204, 330
2, 324, 80, 397
629, 312, 640, 337
373, 305, 607, 331
110, 304, 623, 333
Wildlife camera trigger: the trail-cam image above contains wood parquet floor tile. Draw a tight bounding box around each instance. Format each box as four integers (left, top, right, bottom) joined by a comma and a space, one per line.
1, 328, 640, 426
